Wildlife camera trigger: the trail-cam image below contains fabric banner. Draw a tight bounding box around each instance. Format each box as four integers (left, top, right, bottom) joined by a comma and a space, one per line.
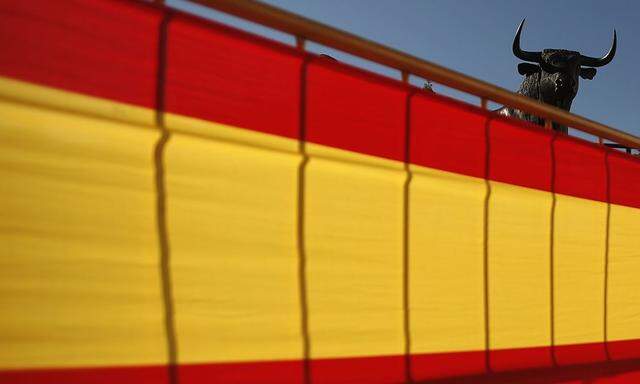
1, 1, 640, 383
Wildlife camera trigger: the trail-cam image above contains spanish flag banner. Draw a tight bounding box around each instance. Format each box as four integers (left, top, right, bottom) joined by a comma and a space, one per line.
1, 1, 639, 383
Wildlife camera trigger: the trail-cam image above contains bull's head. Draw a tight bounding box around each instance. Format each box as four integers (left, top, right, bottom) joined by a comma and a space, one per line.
513, 19, 616, 111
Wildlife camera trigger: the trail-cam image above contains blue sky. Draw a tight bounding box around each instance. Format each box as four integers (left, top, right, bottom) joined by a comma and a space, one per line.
168, 0, 640, 140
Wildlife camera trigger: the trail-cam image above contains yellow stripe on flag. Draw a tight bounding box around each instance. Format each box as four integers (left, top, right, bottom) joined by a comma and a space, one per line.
409, 166, 486, 354
0, 98, 165, 368
165, 114, 303, 363
305, 143, 405, 358
488, 181, 552, 350
608, 204, 640, 343
554, 195, 606, 346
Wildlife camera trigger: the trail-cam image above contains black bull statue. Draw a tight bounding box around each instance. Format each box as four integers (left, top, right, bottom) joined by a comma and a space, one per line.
499, 19, 616, 133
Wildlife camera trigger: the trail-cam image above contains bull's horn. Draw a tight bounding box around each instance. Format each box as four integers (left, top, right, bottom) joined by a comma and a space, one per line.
580, 30, 617, 67
513, 19, 542, 63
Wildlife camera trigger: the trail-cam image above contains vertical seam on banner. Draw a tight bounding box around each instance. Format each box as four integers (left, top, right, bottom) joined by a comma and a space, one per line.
402, 90, 416, 384
482, 116, 492, 373
297, 55, 312, 384
549, 132, 558, 367
154, 10, 179, 384
603, 150, 611, 361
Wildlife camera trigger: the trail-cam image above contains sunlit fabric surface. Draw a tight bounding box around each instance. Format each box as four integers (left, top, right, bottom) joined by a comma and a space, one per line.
1, 1, 640, 383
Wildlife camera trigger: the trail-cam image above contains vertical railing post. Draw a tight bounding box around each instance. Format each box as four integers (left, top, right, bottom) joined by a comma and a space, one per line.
545, 119, 553, 131
296, 36, 306, 51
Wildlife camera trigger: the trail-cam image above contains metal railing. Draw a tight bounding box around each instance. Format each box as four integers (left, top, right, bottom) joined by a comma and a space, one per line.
189, 0, 640, 150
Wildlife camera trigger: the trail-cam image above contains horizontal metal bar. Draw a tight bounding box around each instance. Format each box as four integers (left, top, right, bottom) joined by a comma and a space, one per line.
190, 0, 640, 149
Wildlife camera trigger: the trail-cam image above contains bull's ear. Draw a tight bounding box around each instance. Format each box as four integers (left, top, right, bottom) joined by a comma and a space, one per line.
580, 67, 597, 80
518, 63, 539, 75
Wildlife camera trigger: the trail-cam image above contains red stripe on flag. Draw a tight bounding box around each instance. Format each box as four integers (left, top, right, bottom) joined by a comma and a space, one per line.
609, 339, 640, 361
4, 341, 640, 384
555, 342, 608, 366
0, 365, 169, 384
490, 344, 553, 372
410, 92, 489, 179
554, 134, 607, 202
310, 354, 405, 384
0, 0, 160, 109
178, 359, 304, 384
411, 349, 486, 381
166, 13, 304, 139
306, 60, 408, 162
428, 359, 640, 384
608, 150, 640, 209
489, 116, 553, 192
